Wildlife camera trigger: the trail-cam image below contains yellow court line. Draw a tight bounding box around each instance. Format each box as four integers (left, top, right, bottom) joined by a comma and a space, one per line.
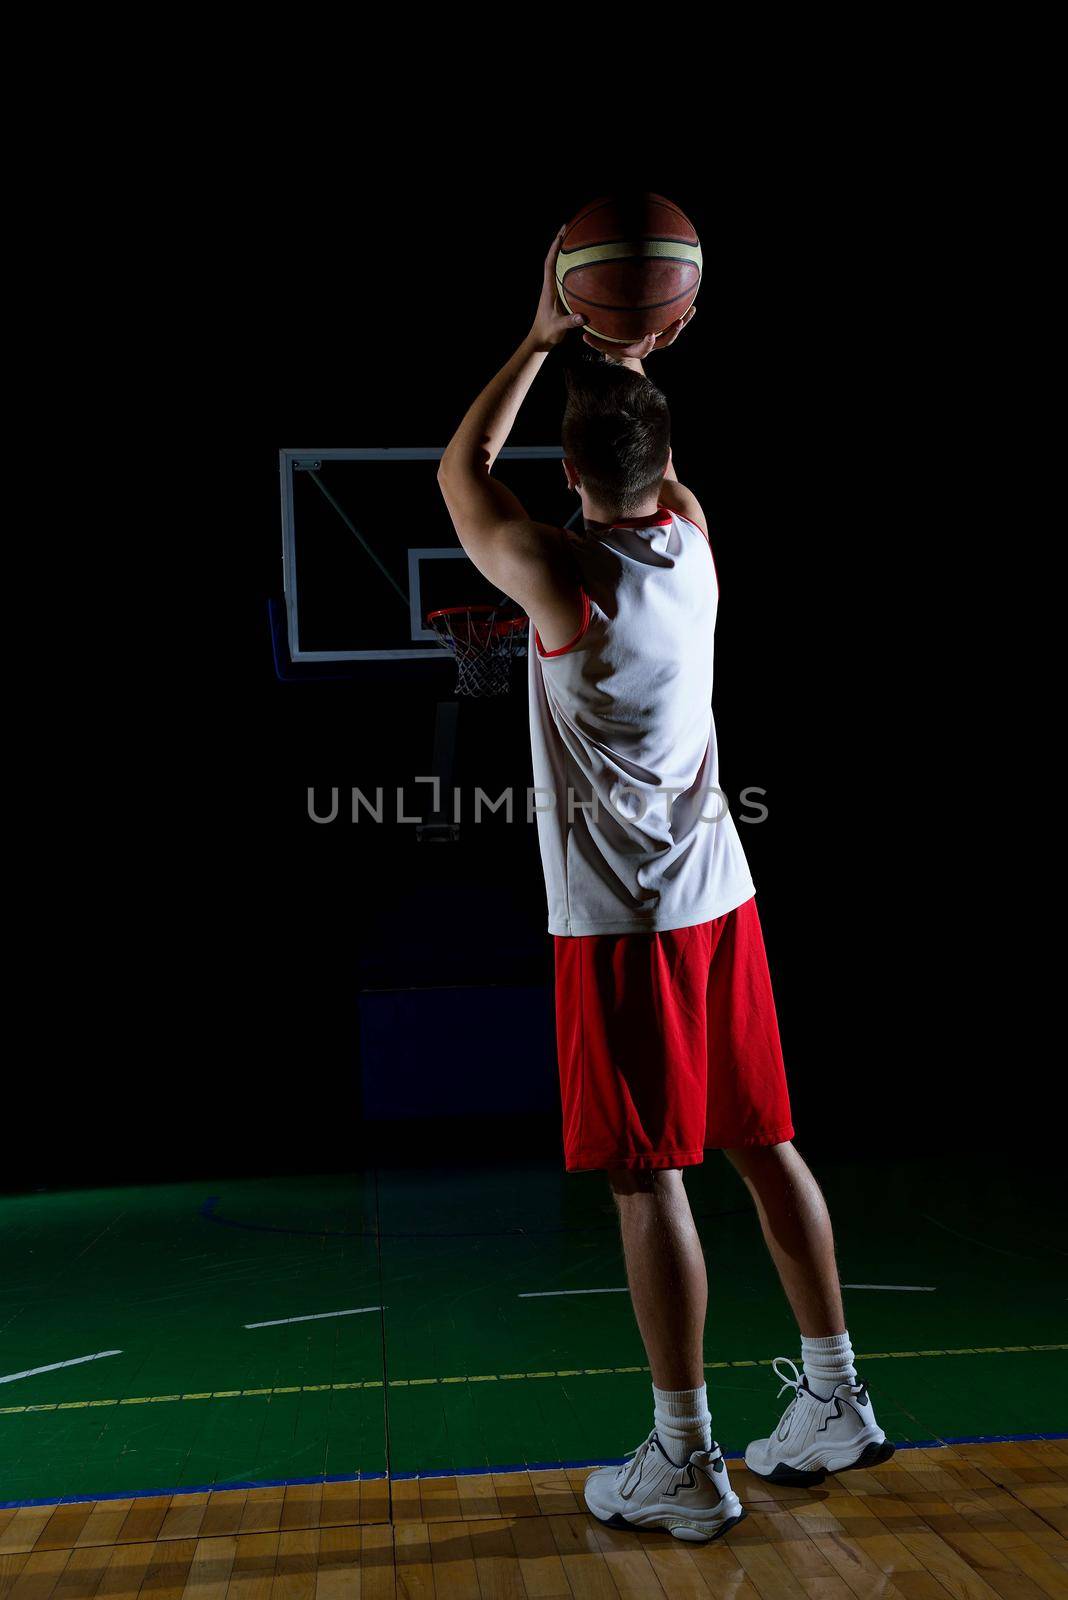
1, 1344, 1064, 1416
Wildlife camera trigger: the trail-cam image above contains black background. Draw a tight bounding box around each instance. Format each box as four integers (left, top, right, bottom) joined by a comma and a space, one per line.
10, 139, 1032, 1193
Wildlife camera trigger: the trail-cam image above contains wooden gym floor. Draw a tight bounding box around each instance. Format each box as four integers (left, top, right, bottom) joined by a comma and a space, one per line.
2, 1438, 1067, 1598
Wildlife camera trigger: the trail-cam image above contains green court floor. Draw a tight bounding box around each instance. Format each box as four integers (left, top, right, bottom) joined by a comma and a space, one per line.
1, 1153, 1065, 1506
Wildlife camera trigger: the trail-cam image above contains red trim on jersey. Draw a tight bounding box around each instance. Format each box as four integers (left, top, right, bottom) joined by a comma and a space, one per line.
536, 588, 591, 658
612, 510, 673, 529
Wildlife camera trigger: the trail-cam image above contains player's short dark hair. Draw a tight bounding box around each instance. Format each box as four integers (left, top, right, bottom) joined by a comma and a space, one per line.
562, 358, 671, 516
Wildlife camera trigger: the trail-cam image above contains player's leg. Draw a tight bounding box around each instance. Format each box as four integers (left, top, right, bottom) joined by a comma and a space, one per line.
553, 921, 717, 1412
707, 900, 894, 1482
607, 1166, 707, 1392
726, 1138, 893, 1480
563, 918, 747, 1541
723, 1140, 844, 1337
583, 1162, 745, 1543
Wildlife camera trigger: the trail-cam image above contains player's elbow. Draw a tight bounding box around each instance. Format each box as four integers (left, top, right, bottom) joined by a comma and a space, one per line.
438, 447, 492, 489
436, 456, 464, 512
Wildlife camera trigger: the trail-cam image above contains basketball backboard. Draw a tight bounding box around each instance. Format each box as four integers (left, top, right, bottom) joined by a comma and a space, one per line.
279, 447, 573, 663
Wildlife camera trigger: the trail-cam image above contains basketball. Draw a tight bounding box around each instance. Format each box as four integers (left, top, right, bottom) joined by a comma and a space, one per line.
556, 192, 702, 344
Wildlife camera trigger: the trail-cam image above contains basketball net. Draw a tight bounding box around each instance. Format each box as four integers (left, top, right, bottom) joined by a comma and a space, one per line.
427, 605, 528, 697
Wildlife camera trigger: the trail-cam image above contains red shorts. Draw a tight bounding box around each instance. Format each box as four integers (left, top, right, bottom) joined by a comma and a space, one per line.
553, 896, 794, 1172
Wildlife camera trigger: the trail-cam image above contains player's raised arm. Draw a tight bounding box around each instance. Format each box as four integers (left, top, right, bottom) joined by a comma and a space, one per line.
436, 229, 587, 638
656, 446, 709, 538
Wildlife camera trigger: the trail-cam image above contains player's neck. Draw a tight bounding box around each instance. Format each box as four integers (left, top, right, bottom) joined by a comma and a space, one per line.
581, 493, 662, 532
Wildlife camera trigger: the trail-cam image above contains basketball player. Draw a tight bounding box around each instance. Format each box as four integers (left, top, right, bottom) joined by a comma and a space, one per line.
436, 228, 892, 1544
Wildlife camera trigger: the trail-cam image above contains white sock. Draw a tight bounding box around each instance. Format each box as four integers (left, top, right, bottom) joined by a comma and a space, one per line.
801, 1331, 857, 1397
652, 1382, 713, 1465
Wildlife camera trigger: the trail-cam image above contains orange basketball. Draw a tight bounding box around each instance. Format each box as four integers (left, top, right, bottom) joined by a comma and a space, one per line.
556, 193, 702, 344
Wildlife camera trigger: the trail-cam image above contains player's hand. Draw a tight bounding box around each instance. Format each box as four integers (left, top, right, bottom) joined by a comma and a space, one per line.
529, 226, 587, 351
583, 305, 697, 360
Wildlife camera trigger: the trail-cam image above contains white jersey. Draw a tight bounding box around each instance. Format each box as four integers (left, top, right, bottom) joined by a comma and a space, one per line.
528, 507, 755, 937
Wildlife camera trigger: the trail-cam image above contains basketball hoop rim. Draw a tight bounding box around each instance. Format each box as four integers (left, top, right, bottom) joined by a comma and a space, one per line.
426, 604, 527, 635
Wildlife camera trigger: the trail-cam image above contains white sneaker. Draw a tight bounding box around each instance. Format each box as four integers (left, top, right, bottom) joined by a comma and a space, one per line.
745, 1356, 895, 1485
583, 1429, 746, 1543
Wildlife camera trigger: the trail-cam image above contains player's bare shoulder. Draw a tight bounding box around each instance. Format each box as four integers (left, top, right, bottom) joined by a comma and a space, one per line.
658, 474, 709, 540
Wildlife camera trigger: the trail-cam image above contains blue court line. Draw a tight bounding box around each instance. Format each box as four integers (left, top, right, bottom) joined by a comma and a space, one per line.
2, 1431, 1066, 1511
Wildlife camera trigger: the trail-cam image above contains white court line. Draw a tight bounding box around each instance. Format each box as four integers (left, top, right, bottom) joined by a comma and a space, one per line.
840, 1283, 936, 1292
518, 1288, 629, 1299
245, 1306, 383, 1329
0, 1350, 123, 1385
